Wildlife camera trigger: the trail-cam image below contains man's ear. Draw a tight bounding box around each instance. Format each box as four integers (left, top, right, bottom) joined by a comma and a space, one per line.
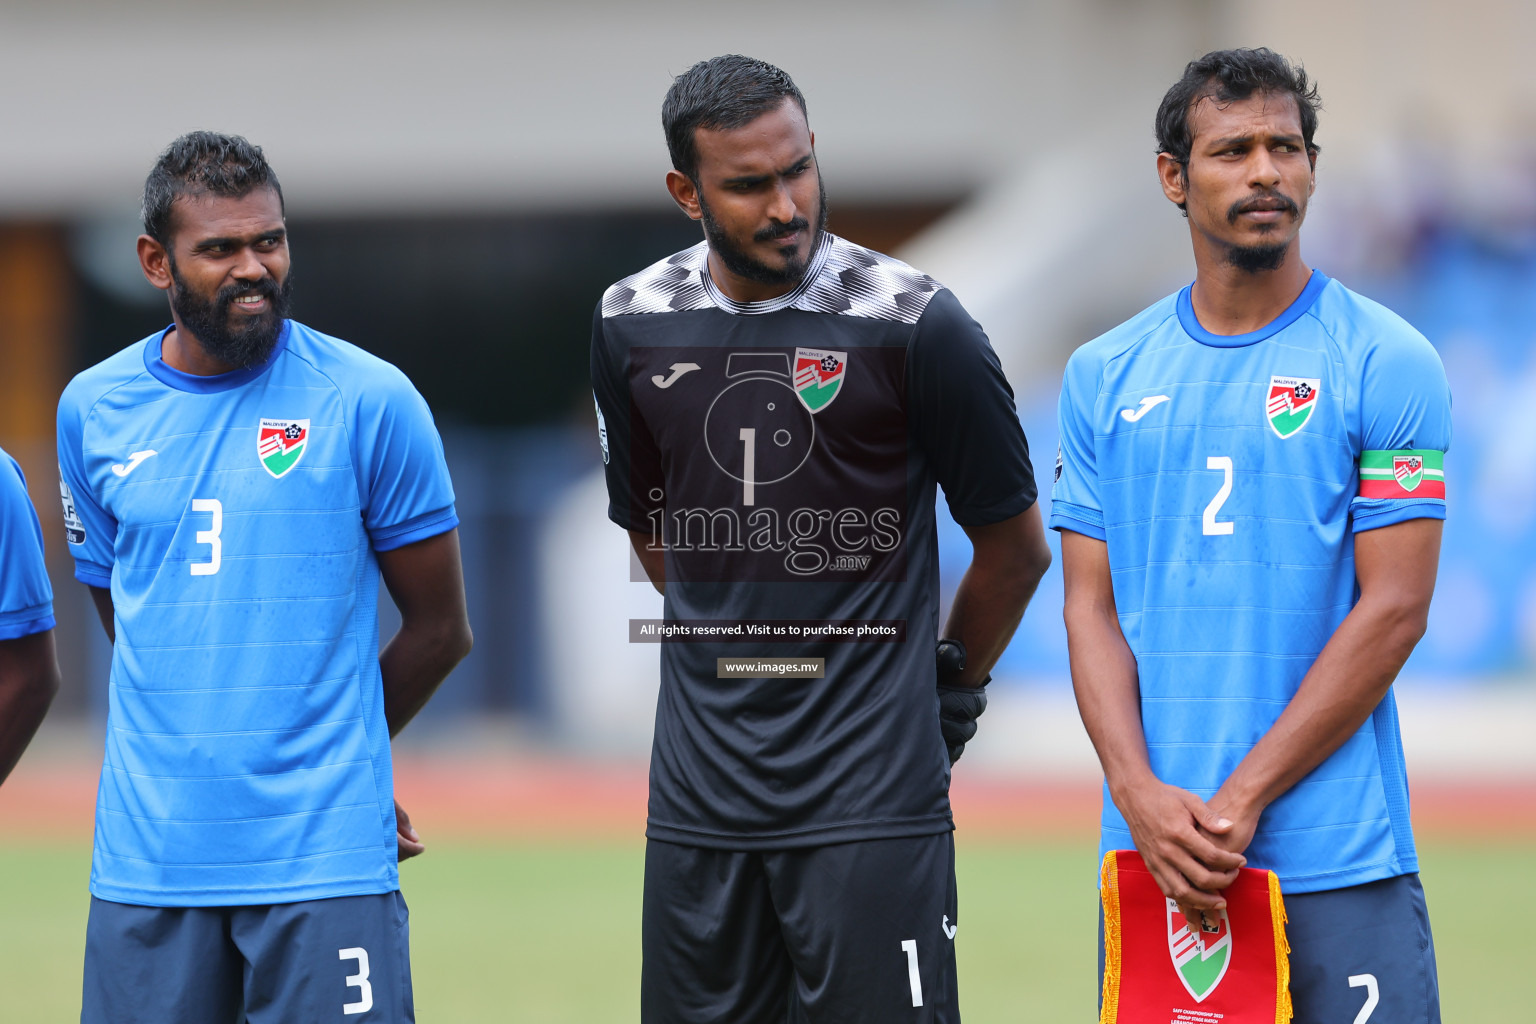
665, 170, 704, 222
137, 235, 173, 292
1156, 152, 1188, 210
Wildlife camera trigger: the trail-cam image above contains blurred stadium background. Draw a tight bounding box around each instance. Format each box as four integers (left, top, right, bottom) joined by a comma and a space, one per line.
1, 0, 1533, 1018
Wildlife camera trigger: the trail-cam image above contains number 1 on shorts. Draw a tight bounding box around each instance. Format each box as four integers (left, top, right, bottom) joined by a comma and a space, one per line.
900, 938, 923, 1007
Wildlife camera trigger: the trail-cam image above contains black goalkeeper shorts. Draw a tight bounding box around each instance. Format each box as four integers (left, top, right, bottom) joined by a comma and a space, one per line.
641, 832, 959, 1024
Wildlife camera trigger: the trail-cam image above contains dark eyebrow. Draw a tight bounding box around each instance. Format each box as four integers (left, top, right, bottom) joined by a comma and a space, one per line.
190, 227, 286, 251
720, 153, 814, 188
1209, 132, 1304, 148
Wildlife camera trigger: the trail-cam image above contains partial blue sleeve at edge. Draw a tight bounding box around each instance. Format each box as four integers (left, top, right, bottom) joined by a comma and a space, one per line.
370, 506, 459, 552
1049, 501, 1106, 540
74, 561, 112, 588
0, 612, 55, 641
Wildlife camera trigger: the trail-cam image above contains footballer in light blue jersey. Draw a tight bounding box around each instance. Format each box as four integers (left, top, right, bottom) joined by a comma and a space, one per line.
0, 447, 60, 788
58, 319, 457, 906
1054, 269, 1448, 890
65, 132, 470, 1024
1062, 50, 1445, 1023
0, 450, 55, 643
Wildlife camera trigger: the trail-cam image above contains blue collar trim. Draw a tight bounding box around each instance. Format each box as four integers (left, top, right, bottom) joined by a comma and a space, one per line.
144, 320, 290, 393
1176, 270, 1328, 348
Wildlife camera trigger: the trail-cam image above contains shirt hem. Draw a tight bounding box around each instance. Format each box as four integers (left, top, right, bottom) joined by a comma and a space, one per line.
88, 876, 398, 908
949, 492, 1036, 529
0, 610, 54, 640
1049, 512, 1106, 540
646, 812, 954, 851
370, 507, 459, 551
74, 563, 112, 588
1351, 502, 1446, 532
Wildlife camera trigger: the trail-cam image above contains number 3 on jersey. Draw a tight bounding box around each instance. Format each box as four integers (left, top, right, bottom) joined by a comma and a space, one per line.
1203, 457, 1234, 536
190, 498, 222, 575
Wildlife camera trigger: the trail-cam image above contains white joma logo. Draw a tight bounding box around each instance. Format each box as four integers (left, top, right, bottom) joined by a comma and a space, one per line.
1120, 395, 1171, 422
651, 363, 701, 388
111, 450, 158, 477
942, 915, 957, 940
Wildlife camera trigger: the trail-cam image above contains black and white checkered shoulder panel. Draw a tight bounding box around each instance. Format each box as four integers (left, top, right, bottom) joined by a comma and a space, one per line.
601, 235, 942, 324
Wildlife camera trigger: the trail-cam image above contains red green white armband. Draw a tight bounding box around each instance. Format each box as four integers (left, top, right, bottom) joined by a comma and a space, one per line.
1358, 449, 1444, 499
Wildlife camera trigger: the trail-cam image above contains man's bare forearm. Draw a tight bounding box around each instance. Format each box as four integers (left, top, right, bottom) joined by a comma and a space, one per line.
628, 529, 665, 595
377, 530, 473, 737
942, 504, 1051, 686
0, 631, 61, 785
1212, 518, 1441, 825
1065, 585, 1151, 799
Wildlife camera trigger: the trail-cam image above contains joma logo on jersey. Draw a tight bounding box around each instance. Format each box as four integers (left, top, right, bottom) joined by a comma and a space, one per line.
1166, 899, 1233, 1002
258, 419, 309, 478
793, 348, 847, 413
1265, 376, 1321, 439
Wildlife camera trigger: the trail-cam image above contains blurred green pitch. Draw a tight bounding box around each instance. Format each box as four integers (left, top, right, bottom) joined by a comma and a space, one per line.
3, 840, 1529, 1021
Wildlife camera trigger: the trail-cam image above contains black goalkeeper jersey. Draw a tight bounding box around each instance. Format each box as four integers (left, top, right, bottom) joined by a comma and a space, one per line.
592, 233, 1037, 849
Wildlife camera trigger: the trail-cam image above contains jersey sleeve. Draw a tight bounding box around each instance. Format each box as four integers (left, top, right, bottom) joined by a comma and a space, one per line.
56, 384, 117, 588
908, 289, 1037, 527
350, 366, 459, 551
0, 455, 55, 639
591, 304, 664, 532
1049, 345, 1106, 539
1350, 331, 1451, 533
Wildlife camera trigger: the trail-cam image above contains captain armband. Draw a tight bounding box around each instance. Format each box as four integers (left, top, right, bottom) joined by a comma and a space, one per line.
1358, 450, 1444, 500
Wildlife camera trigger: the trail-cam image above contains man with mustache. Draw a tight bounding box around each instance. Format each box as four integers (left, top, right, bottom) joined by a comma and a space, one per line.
592, 55, 1051, 1021
1054, 49, 1446, 1021
57, 131, 472, 1023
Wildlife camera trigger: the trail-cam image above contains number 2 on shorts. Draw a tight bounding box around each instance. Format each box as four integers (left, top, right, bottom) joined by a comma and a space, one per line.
1348, 973, 1379, 1024
339, 946, 373, 1015
900, 939, 923, 1007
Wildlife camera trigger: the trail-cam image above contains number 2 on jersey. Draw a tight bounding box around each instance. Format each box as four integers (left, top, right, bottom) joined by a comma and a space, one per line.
190, 498, 222, 575
1203, 457, 1234, 536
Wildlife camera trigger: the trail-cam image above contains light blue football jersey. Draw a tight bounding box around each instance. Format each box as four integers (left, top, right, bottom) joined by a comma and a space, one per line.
1051, 271, 1450, 893
0, 448, 55, 641
57, 321, 457, 907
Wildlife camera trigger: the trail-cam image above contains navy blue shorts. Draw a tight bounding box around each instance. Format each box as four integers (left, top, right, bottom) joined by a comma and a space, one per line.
1099, 872, 1439, 1023
643, 833, 959, 1023
82, 890, 413, 1024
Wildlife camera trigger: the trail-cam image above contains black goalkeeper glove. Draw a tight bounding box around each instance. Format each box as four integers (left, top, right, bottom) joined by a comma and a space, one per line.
936, 639, 989, 765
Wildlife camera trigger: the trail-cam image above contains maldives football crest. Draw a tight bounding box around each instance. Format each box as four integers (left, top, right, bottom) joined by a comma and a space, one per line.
1266, 376, 1321, 439
1166, 899, 1233, 1002
793, 348, 847, 413
258, 418, 309, 478
1394, 454, 1424, 491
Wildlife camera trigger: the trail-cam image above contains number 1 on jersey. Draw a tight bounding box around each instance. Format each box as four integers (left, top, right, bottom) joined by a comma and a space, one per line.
191, 498, 222, 575
1203, 457, 1233, 536
739, 428, 756, 506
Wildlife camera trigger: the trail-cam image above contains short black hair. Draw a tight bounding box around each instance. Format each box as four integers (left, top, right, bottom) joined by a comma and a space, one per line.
662, 55, 808, 181
1156, 47, 1322, 168
142, 131, 283, 245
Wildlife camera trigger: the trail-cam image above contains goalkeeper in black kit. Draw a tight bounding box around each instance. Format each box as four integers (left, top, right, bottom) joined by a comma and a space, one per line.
591, 54, 1052, 1022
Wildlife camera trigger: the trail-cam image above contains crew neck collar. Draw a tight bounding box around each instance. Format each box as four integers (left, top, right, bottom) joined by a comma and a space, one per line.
700, 232, 833, 316
144, 320, 290, 393
1176, 270, 1328, 348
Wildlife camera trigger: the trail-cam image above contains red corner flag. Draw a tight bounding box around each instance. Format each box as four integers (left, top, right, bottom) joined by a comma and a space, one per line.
1099, 850, 1292, 1024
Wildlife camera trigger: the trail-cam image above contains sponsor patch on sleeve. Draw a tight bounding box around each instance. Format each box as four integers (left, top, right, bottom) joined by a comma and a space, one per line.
1358, 449, 1444, 499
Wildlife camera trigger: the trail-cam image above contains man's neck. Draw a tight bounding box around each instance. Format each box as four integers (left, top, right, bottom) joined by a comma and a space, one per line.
162, 323, 236, 377
1188, 245, 1313, 336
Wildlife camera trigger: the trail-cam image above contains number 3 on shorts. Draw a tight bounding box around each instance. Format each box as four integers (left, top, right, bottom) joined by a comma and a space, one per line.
339, 946, 373, 1015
